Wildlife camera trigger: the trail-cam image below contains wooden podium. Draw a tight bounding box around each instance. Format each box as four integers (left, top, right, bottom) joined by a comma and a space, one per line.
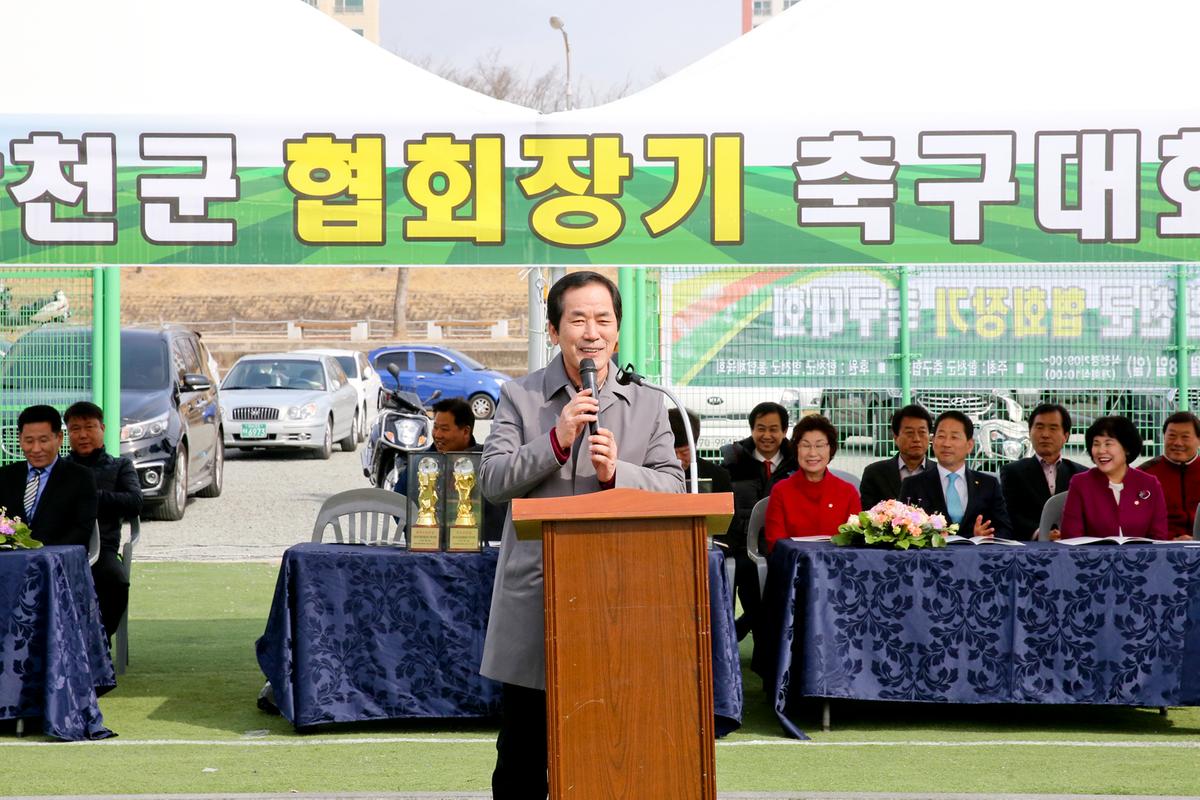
513, 488, 733, 800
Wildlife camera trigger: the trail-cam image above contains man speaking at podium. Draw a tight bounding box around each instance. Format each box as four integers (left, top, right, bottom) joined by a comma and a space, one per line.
480, 271, 685, 798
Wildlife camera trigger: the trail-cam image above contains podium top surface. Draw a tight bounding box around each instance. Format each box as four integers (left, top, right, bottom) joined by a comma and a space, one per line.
512, 488, 733, 540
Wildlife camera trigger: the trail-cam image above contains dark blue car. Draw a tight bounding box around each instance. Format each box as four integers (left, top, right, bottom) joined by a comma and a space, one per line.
368, 344, 511, 419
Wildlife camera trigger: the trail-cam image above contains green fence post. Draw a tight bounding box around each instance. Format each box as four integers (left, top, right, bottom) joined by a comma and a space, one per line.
898, 264, 912, 405
617, 267, 636, 368
630, 268, 645, 371
91, 267, 104, 410
1176, 263, 1191, 412
102, 267, 121, 455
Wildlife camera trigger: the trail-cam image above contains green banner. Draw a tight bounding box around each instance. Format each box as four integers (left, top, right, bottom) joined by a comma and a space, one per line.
1, 128, 1197, 265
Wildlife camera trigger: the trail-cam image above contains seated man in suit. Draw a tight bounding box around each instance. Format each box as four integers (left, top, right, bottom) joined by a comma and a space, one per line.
999, 402, 1086, 540
0, 404, 97, 547
1140, 411, 1200, 540
859, 404, 934, 509
899, 409, 1012, 538
667, 407, 733, 495
64, 401, 144, 640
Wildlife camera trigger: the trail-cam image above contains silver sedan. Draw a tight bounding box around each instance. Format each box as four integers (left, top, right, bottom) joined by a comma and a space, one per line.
220, 353, 360, 459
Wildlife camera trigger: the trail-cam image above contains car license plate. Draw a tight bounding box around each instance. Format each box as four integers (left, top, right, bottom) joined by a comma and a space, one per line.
241, 423, 267, 439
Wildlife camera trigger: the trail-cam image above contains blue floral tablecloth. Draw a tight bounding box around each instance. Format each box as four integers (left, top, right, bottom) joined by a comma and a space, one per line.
257, 543, 742, 734
0, 546, 115, 740
752, 541, 1200, 739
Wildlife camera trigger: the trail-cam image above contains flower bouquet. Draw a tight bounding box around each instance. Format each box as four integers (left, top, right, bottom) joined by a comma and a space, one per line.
833, 499, 957, 550
0, 507, 39, 550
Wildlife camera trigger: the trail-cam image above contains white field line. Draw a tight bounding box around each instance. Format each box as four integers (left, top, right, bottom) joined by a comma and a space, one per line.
3, 737, 1200, 748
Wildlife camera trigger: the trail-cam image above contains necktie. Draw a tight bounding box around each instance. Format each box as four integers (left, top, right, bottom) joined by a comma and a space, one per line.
945, 472, 964, 524
24, 468, 42, 519
763, 460, 772, 482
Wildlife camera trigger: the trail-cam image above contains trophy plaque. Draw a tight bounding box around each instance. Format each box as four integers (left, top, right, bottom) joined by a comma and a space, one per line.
406, 453, 445, 551
446, 452, 483, 552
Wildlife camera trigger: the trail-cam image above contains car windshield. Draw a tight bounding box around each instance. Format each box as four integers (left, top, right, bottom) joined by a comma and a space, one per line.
223, 359, 326, 391
334, 356, 357, 378
121, 337, 170, 391
0, 330, 174, 391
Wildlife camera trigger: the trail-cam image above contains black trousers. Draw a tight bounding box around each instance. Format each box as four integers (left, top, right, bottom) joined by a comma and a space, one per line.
91, 550, 129, 642
492, 682, 547, 799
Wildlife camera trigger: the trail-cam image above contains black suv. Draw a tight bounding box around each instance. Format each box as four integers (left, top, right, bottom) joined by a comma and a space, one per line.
0, 324, 223, 520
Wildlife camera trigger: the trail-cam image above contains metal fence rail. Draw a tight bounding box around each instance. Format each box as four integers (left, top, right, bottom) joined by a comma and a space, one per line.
652, 264, 1200, 461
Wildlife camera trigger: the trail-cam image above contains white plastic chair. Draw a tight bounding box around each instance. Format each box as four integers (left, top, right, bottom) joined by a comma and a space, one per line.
1037, 492, 1069, 542
311, 488, 409, 544
114, 516, 140, 675
745, 496, 770, 595
87, 522, 100, 566
830, 467, 860, 491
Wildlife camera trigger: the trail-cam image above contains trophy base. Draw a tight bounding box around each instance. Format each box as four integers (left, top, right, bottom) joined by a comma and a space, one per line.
408, 526, 441, 551
447, 526, 481, 552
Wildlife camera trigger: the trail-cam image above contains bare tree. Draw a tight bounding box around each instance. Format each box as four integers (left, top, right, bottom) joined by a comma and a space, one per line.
393, 267, 409, 335
400, 49, 636, 113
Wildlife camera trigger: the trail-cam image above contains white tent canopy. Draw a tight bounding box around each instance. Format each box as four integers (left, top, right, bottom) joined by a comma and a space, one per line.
4, 0, 538, 164
553, 0, 1200, 163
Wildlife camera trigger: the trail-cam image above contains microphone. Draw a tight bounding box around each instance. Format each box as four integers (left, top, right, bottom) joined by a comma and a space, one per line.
615, 363, 698, 494
578, 358, 599, 437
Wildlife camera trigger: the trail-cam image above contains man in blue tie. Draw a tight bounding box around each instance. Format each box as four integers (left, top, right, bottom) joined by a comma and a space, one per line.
0, 405, 97, 547
898, 410, 1013, 539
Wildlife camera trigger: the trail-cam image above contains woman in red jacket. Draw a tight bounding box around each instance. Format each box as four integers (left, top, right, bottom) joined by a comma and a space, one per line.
764, 414, 861, 553
1059, 415, 1169, 540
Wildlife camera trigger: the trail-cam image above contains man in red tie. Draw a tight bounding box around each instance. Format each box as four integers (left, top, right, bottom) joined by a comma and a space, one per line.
720, 402, 798, 639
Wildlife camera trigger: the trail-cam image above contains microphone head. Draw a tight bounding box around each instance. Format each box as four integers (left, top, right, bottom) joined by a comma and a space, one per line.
578, 358, 596, 375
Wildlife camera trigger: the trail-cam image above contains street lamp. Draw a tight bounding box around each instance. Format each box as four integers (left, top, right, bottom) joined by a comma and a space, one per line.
548, 15, 573, 111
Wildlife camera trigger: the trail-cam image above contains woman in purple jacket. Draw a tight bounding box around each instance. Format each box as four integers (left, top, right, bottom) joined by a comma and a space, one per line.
1059, 415, 1169, 540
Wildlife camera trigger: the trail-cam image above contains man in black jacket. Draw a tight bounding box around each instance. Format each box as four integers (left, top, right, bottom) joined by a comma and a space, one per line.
720, 401, 797, 639
64, 401, 143, 640
0, 405, 97, 548
859, 404, 934, 509
999, 402, 1086, 540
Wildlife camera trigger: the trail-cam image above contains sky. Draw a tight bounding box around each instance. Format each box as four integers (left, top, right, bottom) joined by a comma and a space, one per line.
379, 0, 743, 103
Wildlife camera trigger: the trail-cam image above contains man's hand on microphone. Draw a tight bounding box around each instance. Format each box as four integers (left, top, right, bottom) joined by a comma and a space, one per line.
555, 389, 599, 450
589, 426, 618, 484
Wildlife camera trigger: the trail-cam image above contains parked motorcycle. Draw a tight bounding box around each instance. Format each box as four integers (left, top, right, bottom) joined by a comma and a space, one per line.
360, 363, 437, 490
975, 418, 1034, 465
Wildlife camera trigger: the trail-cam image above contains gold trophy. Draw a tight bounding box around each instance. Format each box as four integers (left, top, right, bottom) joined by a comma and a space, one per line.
453, 458, 478, 527
409, 456, 442, 550
448, 456, 482, 551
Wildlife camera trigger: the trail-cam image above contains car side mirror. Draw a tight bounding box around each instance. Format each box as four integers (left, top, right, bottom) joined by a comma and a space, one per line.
182, 373, 212, 392
386, 363, 401, 378
442, 364, 455, 375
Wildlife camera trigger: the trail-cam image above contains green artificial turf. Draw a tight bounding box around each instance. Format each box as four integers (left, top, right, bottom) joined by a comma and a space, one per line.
2, 562, 1199, 795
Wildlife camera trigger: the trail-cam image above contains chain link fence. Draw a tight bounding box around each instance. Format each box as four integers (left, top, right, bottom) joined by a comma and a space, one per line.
652, 264, 1200, 469
0, 268, 97, 464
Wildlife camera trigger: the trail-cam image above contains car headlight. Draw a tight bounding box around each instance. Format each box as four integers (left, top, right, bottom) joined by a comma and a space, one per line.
393, 418, 425, 447
120, 413, 169, 442
288, 403, 319, 420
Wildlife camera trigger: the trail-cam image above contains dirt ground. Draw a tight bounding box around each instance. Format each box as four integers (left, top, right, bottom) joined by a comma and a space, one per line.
119, 266, 616, 323
119, 266, 535, 322
121, 266, 530, 298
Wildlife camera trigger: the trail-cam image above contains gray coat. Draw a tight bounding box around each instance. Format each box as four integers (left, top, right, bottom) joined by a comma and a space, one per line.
479, 354, 685, 689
